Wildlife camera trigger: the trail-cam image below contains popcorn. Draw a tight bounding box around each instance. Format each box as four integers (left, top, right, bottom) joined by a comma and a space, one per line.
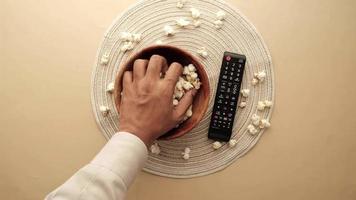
100, 53, 110, 65
176, 2, 184, 9
216, 10, 226, 20
251, 114, 261, 126
132, 33, 142, 43
185, 105, 193, 117
188, 64, 196, 72
197, 47, 208, 58
106, 82, 115, 93
264, 100, 273, 107
183, 66, 190, 75
176, 0, 187, 9
228, 139, 237, 147
164, 25, 175, 36
214, 20, 223, 29
120, 41, 134, 52
150, 143, 160, 155
182, 81, 194, 90
173, 64, 201, 123
119, 32, 132, 41
252, 78, 259, 86
239, 101, 247, 108
193, 20, 201, 27
155, 40, 164, 45
190, 8, 201, 19
247, 124, 258, 135
192, 80, 201, 89
174, 89, 184, 99
257, 101, 266, 111
182, 147, 191, 160
241, 89, 250, 98
256, 70, 266, 82
259, 119, 271, 129
173, 99, 179, 106
212, 141, 222, 150
176, 18, 191, 28
99, 106, 110, 116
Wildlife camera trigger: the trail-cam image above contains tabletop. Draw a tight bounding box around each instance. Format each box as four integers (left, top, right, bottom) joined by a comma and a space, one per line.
1, 0, 356, 199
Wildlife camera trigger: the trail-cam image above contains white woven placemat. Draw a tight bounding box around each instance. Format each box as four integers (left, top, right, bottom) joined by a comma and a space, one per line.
91, 0, 274, 178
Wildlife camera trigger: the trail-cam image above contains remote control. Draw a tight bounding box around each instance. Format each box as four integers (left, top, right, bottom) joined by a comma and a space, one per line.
208, 52, 246, 142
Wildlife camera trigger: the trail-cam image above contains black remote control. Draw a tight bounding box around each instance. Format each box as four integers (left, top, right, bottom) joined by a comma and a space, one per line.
208, 52, 246, 142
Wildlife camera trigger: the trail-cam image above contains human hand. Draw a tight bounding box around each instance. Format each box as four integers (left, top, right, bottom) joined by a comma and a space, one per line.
118, 55, 197, 146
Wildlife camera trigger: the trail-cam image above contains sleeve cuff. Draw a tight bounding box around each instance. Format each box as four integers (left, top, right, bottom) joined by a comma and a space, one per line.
90, 132, 148, 187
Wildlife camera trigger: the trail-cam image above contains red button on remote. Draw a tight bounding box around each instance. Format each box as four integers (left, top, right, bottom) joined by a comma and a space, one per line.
226, 56, 231, 61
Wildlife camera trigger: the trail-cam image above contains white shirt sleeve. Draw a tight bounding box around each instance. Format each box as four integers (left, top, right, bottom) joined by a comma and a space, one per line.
45, 132, 148, 200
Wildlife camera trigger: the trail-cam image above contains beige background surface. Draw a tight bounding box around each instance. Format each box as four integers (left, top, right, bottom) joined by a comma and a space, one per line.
1, 0, 356, 199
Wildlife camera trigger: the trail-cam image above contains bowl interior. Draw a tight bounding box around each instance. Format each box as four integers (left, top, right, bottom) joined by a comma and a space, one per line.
114, 45, 210, 140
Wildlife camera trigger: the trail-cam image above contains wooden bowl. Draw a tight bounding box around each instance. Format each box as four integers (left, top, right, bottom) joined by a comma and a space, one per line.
114, 45, 210, 140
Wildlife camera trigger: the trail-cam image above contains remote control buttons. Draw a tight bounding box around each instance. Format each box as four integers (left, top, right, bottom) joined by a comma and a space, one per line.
226, 55, 231, 61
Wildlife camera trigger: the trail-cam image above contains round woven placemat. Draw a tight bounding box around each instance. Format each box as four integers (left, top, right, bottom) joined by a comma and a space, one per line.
91, 0, 274, 178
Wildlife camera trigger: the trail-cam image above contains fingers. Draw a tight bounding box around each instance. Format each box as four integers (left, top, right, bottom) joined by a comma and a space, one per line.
173, 89, 197, 119
122, 71, 133, 91
133, 59, 148, 81
164, 62, 183, 88
146, 55, 167, 79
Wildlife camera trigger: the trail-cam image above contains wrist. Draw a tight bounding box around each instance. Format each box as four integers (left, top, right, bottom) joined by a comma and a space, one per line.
118, 126, 152, 146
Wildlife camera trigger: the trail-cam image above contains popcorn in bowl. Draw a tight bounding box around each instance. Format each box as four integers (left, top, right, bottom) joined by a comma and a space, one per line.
171, 64, 202, 125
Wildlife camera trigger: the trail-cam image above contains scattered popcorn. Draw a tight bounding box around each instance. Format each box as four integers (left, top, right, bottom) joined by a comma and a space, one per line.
164, 25, 175, 36
264, 100, 273, 107
251, 114, 261, 126
247, 124, 258, 135
185, 105, 193, 117
228, 139, 237, 147
155, 40, 164, 45
176, 1, 184, 8
173, 99, 179, 106
182, 147, 191, 160
150, 143, 160, 155
241, 89, 250, 98
256, 70, 266, 82
190, 8, 201, 19
100, 53, 110, 65
239, 101, 247, 108
193, 20, 201, 27
106, 82, 115, 93
197, 47, 208, 58
214, 20, 223, 29
257, 101, 266, 111
176, 0, 187, 9
99, 106, 110, 116
252, 78, 259, 86
120, 41, 134, 52
212, 141, 222, 150
132, 33, 142, 43
216, 10, 226, 20
119, 32, 132, 41
182, 153, 190, 160
259, 119, 271, 129
176, 18, 191, 28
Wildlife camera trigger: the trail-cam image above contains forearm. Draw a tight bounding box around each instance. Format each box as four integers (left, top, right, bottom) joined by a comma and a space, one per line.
45, 132, 148, 200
